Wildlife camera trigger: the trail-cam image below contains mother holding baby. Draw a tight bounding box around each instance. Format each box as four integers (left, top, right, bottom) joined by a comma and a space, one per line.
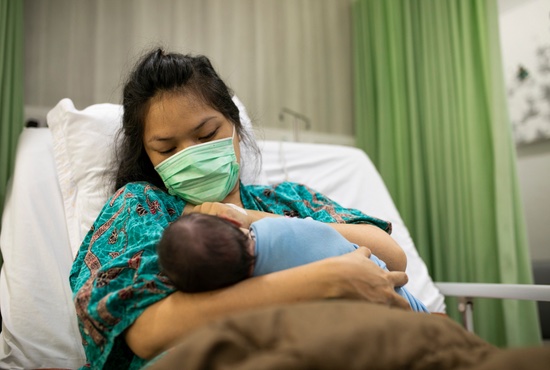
69, 48, 411, 369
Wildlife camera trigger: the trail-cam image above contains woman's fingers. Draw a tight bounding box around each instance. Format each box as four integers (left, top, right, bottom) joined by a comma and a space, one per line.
388, 271, 408, 288
330, 248, 413, 310
191, 202, 215, 214
189, 202, 250, 228
182, 202, 196, 215
381, 271, 411, 310
375, 276, 412, 311
389, 292, 413, 310
355, 246, 372, 258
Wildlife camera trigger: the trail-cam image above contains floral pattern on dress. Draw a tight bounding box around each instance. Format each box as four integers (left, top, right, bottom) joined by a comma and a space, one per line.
70, 181, 390, 370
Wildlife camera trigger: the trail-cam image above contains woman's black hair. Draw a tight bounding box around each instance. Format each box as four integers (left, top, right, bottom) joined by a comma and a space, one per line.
114, 48, 259, 191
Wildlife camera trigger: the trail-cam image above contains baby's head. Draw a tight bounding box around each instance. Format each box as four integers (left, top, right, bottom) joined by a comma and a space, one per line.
157, 213, 255, 293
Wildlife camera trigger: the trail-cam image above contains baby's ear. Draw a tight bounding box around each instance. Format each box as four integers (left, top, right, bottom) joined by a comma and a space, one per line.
219, 215, 242, 228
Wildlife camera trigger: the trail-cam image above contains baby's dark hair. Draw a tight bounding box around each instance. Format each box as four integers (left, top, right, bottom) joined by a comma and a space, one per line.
114, 48, 260, 191
157, 213, 255, 293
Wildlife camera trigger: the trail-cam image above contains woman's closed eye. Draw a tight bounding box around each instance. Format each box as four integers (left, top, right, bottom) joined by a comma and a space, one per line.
155, 127, 220, 155
198, 128, 218, 141
159, 147, 176, 155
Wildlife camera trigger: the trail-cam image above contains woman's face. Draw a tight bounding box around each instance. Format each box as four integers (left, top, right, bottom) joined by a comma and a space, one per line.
143, 92, 241, 168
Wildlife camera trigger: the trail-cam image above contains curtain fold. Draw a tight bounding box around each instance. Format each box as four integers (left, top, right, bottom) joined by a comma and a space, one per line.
0, 0, 25, 265
353, 0, 541, 347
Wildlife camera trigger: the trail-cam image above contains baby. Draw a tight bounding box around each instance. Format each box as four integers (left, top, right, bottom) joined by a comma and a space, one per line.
157, 213, 429, 312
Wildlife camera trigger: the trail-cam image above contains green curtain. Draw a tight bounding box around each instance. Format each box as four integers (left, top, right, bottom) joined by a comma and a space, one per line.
352, 0, 541, 347
0, 0, 25, 267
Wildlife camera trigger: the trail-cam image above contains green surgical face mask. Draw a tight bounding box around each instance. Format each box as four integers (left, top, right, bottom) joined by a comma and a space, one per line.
154, 129, 240, 204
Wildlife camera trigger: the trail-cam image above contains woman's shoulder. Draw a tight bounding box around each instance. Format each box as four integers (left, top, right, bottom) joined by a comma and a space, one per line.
243, 181, 331, 206
241, 181, 334, 217
110, 182, 178, 202
114, 181, 165, 195
103, 181, 185, 216
242, 181, 390, 229
244, 181, 315, 195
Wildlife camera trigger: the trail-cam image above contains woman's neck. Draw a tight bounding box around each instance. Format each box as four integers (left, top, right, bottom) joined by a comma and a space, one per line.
222, 182, 243, 207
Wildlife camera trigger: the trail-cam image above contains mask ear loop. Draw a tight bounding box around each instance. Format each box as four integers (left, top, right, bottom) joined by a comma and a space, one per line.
278, 141, 290, 182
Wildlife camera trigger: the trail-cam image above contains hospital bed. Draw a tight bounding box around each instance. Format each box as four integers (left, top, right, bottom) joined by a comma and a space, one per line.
0, 98, 548, 369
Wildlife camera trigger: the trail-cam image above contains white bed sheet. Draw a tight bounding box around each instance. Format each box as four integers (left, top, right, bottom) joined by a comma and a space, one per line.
0, 128, 85, 369
259, 140, 446, 313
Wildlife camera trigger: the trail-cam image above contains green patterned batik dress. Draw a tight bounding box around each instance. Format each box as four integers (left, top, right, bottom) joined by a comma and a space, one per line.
69, 181, 391, 370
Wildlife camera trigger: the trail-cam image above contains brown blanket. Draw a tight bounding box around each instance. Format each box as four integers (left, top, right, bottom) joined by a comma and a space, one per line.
146, 300, 550, 370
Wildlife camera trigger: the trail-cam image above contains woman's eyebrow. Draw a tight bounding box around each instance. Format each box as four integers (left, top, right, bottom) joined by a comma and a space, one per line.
191, 116, 217, 132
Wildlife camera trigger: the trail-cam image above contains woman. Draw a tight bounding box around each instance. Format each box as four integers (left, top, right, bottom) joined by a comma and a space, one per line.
69, 48, 410, 369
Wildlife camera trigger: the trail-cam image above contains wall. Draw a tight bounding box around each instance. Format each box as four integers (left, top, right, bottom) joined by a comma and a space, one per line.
516, 141, 550, 261
23, 0, 354, 144
498, 0, 550, 264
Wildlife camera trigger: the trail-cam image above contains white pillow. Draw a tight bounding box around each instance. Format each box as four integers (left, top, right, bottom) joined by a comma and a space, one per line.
47, 99, 121, 258
47, 96, 264, 258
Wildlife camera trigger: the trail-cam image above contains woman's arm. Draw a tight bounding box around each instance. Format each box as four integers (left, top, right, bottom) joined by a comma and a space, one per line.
125, 247, 409, 360
329, 223, 407, 272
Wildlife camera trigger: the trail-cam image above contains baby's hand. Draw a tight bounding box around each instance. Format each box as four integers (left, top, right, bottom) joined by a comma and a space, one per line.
186, 202, 250, 228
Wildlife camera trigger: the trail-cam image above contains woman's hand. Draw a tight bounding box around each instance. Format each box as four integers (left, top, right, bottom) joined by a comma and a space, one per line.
185, 202, 251, 227
325, 247, 411, 310
184, 202, 282, 229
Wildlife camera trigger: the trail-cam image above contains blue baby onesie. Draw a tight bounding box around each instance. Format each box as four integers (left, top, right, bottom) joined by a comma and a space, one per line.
250, 217, 429, 312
